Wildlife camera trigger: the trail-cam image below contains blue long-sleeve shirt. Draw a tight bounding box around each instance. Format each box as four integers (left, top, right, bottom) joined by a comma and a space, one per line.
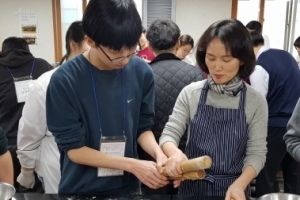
46, 54, 155, 194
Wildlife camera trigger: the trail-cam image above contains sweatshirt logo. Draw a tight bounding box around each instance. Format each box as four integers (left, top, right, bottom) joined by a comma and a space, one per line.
127, 98, 134, 103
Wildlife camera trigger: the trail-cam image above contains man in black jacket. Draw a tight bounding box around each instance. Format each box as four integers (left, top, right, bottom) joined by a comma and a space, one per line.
139, 19, 204, 194
0, 37, 52, 191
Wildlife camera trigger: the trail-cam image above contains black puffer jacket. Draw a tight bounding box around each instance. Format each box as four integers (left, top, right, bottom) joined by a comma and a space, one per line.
138, 53, 204, 160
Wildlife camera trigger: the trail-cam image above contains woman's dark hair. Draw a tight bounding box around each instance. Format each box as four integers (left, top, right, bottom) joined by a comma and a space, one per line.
196, 19, 256, 79
250, 31, 264, 47
246, 20, 262, 33
138, 26, 146, 51
59, 21, 85, 65
2, 37, 30, 52
179, 34, 194, 48
82, 0, 142, 51
294, 36, 300, 48
142, 26, 146, 34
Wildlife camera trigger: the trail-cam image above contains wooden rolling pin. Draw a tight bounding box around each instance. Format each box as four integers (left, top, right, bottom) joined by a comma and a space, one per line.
162, 155, 212, 176
167, 170, 206, 180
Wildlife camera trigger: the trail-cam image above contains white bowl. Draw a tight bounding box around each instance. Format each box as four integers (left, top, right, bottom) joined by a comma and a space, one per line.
0, 182, 16, 200
258, 193, 300, 200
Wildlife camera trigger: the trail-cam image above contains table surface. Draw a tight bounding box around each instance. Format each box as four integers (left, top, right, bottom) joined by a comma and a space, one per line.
12, 194, 257, 200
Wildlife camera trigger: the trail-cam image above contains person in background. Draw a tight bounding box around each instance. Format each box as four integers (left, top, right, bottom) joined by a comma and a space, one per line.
246, 20, 270, 48
284, 98, 300, 162
160, 19, 268, 199
249, 31, 300, 197
138, 19, 203, 195
59, 21, 90, 65
293, 36, 300, 68
16, 21, 89, 194
136, 27, 155, 63
0, 127, 13, 185
176, 34, 195, 65
46, 0, 168, 195
0, 37, 53, 192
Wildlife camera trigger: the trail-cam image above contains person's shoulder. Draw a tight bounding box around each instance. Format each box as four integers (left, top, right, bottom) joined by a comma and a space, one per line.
34, 58, 53, 69
34, 68, 59, 90
183, 79, 207, 94
127, 56, 152, 74
245, 84, 266, 104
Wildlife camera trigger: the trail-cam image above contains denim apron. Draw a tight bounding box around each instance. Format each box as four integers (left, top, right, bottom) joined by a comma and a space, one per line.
179, 82, 249, 196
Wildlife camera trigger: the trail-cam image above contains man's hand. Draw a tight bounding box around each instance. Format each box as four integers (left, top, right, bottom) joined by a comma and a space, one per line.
130, 160, 169, 189
155, 152, 168, 173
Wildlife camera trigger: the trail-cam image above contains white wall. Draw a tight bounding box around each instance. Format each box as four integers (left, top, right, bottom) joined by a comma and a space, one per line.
176, 0, 232, 42
175, 0, 232, 63
0, 0, 54, 64
0, 0, 232, 64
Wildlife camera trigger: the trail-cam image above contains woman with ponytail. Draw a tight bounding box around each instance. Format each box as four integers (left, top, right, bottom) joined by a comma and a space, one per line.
59, 21, 89, 65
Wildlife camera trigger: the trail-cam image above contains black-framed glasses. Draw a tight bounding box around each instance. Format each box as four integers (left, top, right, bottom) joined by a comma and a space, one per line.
98, 45, 136, 63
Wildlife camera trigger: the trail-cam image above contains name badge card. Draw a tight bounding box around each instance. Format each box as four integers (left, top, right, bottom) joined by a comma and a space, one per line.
98, 135, 126, 177
14, 76, 32, 103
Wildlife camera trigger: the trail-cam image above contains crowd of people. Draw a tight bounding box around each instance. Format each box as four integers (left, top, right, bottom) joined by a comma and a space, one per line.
0, 0, 300, 199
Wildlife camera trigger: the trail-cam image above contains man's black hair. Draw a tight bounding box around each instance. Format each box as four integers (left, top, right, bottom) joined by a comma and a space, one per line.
2, 37, 30, 52
83, 0, 142, 51
146, 19, 180, 52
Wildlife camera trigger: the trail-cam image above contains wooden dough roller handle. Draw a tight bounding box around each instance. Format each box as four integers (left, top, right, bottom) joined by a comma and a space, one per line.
181, 156, 212, 173
167, 170, 206, 180
162, 155, 212, 175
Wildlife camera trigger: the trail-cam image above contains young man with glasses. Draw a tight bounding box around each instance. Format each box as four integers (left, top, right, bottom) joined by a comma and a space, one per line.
46, 0, 168, 195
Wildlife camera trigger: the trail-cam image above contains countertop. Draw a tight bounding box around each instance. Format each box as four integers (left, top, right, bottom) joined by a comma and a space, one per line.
12, 194, 257, 200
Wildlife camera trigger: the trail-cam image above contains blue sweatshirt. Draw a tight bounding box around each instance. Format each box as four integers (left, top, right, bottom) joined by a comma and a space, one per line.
0, 127, 8, 155
257, 49, 300, 127
46, 55, 155, 194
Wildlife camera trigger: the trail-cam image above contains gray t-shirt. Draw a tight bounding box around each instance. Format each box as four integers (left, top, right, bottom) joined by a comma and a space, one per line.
159, 80, 268, 175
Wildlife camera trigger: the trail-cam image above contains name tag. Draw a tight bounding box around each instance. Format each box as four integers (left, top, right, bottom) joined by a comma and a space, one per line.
98, 136, 126, 177
14, 76, 32, 103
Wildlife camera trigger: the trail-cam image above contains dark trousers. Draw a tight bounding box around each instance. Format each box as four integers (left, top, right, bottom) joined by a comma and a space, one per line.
255, 127, 300, 197
141, 183, 178, 195
8, 144, 44, 193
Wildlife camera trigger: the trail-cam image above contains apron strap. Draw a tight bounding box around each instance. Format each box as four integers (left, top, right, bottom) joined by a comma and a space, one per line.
204, 174, 239, 183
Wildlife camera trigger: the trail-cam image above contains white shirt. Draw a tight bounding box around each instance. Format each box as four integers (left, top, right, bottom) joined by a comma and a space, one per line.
17, 68, 60, 193
183, 55, 195, 66
263, 35, 270, 49
249, 46, 270, 97
294, 55, 300, 69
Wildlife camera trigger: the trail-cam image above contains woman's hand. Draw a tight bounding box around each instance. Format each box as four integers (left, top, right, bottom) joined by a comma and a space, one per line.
225, 182, 246, 200
165, 150, 188, 177
130, 160, 169, 189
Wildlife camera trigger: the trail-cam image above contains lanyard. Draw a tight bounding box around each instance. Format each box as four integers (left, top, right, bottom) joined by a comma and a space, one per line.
88, 51, 126, 137
6, 58, 36, 79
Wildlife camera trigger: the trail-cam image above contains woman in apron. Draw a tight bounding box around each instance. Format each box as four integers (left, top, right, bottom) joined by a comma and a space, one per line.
159, 19, 268, 200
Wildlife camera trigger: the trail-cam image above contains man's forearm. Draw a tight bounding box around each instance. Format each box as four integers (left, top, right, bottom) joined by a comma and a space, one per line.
137, 131, 165, 160
0, 151, 14, 185
67, 146, 138, 172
